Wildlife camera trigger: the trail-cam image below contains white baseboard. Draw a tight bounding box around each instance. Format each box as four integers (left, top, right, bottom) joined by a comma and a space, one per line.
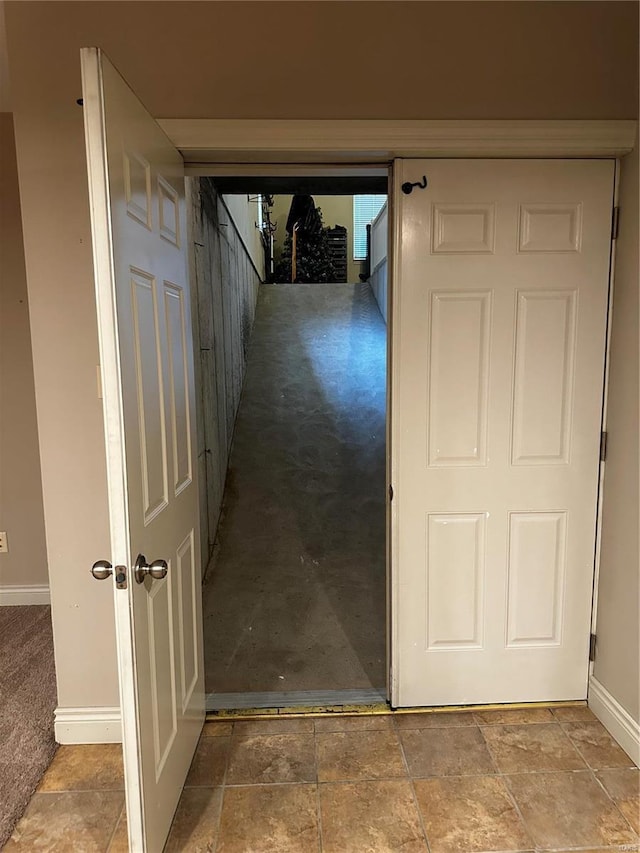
588, 676, 640, 766
55, 706, 122, 744
0, 584, 50, 606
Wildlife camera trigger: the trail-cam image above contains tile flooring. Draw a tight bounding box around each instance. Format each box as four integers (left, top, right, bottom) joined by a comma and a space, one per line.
6, 705, 640, 852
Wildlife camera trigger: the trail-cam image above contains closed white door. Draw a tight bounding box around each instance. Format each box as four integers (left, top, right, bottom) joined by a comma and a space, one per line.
391, 159, 614, 707
82, 48, 204, 851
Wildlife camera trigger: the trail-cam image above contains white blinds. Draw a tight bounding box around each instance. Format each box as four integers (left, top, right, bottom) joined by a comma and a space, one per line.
353, 195, 387, 260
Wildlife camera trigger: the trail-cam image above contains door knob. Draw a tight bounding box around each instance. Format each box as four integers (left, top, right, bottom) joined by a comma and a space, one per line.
134, 553, 169, 584
91, 559, 113, 580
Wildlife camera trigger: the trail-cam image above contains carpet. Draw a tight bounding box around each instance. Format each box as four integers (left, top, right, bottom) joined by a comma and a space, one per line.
0, 605, 57, 847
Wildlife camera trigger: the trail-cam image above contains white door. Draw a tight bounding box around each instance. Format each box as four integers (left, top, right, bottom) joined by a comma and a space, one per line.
391, 159, 614, 707
81, 48, 204, 851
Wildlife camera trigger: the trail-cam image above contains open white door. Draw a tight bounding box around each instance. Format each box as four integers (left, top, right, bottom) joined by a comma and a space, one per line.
81, 48, 204, 851
391, 159, 614, 707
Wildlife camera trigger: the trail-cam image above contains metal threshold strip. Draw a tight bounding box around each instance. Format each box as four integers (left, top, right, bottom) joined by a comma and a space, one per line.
205, 693, 589, 720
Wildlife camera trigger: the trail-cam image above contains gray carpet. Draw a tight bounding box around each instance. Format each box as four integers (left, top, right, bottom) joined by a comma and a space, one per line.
0, 605, 57, 847
203, 282, 387, 695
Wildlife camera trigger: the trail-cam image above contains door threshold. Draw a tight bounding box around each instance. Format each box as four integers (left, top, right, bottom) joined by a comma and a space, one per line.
205, 687, 387, 713
206, 697, 589, 720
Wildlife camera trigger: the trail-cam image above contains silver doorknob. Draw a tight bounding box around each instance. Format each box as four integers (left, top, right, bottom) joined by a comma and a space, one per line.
91, 560, 113, 580
134, 553, 169, 584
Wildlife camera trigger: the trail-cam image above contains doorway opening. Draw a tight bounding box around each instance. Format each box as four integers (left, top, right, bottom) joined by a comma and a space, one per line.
187, 171, 391, 710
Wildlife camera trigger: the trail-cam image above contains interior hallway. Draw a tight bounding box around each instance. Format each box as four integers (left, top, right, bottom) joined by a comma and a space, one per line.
7, 706, 639, 851
203, 282, 387, 696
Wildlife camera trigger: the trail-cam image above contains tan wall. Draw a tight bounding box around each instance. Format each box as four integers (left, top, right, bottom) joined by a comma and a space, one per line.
5, 2, 638, 121
5, 7, 120, 707
593, 142, 640, 723
0, 113, 48, 592
271, 195, 365, 283
3, 0, 638, 719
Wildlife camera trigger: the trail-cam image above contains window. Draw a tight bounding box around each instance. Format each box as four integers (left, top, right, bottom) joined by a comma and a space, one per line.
353, 195, 387, 260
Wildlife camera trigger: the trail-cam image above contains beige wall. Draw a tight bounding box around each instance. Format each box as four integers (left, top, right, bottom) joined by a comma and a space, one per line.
0, 113, 48, 592
593, 142, 640, 723
5, 2, 637, 121
3, 1, 638, 720
5, 7, 120, 707
271, 195, 365, 283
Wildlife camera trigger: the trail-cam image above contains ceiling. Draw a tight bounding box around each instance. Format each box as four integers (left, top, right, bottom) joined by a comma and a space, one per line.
211, 175, 388, 196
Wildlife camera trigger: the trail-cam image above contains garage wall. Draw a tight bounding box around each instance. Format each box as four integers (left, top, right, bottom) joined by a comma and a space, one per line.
3, 0, 638, 721
190, 180, 262, 569
221, 194, 265, 278
369, 203, 388, 323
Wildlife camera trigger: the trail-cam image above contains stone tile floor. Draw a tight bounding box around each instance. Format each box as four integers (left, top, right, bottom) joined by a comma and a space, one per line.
6, 705, 639, 852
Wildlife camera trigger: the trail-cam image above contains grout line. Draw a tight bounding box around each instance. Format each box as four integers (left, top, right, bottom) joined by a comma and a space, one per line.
476, 723, 538, 851
34, 786, 126, 795
313, 720, 324, 853
216, 780, 318, 789
583, 756, 640, 840
220, 726, 233, 787
103, 800, 126, 853
212, 726, 234, 853
494, 769, 536, 851
210, 780, 225, 853
394, 716, 433, 853
554, 721, 592, 771
475, 723, 503, 778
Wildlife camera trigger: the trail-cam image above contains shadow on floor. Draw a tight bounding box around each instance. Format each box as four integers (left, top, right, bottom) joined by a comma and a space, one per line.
203, 282, 387, 694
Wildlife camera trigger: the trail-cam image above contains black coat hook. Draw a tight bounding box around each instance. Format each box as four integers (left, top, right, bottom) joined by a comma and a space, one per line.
401, 176, 428, 195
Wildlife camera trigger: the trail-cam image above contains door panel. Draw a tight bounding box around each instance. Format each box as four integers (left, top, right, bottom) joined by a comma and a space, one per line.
81, 48, 204, 852
391, 159, 614, 707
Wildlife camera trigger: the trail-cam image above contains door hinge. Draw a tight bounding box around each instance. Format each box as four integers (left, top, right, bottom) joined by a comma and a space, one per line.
611, 206, 620, 240
389, 485, 394, 501
600, 430, 608, 462
589, 633, 597, 662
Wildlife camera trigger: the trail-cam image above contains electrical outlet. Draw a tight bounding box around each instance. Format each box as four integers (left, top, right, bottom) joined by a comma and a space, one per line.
0, 532, 7, 553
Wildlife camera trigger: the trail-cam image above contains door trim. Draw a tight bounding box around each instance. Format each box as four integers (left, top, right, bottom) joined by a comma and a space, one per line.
158, 119, 637, 166
177, 142, 632, 710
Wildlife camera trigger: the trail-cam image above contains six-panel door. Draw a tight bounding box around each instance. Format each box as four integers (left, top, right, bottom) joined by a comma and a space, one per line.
392, 159, 614, 707
82, 48, 205, 852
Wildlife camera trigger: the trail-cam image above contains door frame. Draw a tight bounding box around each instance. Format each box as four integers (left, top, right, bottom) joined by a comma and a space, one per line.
168, 119, 635, 705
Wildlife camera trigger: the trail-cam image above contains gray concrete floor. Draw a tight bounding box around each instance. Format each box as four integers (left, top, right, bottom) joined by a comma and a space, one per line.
203, 282, 387, 695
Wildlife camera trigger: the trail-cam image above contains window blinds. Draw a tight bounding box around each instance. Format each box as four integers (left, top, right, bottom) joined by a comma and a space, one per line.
353, 195, 387, 260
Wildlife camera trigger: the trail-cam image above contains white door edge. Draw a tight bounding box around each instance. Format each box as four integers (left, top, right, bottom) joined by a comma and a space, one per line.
588, 158, 621, 659
389, 158, 615, 707
388, 161, 404, 708
80, 46, 146, 844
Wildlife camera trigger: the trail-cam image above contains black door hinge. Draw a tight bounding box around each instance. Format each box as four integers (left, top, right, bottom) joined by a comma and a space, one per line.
600, 431, 608, 462
589, 633, 597, 662
389, 485, 394, 501
612, 207, 620, 240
